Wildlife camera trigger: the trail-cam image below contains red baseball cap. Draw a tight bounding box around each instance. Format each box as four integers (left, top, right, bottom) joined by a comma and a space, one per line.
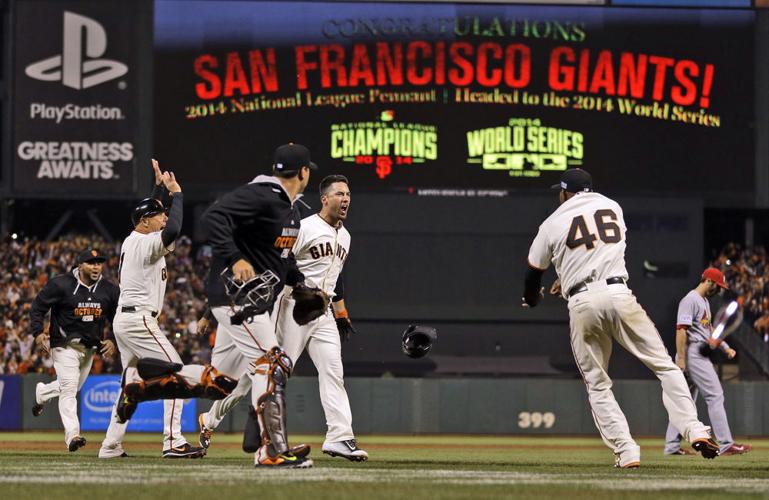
702, 267, 728, 289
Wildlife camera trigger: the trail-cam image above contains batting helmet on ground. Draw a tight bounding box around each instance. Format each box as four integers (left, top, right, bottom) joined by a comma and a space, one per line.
131, 198, 165, 226
401, 324, 437, 359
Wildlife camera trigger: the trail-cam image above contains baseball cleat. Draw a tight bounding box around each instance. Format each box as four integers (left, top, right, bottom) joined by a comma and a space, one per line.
198, 414, 213, 450
68, 436, 86, 453
665, 448, 695, 456
720, 443, 752, 456
692, 437, 720, 459
614, 461, 640, 469
255, 446, 313, 468
322, 439, 369, 462
162, 443, 206, 459
98, 444, 129, 458
32, 382, 45, 416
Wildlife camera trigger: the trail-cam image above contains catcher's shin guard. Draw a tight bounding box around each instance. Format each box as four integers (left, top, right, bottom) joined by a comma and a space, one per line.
256, 347, 293, 457
124, 365, 238, 403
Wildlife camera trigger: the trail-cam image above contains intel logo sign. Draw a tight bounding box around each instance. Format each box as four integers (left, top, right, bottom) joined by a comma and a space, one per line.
83, 380, 120, 412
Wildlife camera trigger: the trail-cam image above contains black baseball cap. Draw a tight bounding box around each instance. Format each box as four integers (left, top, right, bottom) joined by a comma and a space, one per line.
272, 143, 318, 174
551, 168, 592, 193
77, 248, 106, 264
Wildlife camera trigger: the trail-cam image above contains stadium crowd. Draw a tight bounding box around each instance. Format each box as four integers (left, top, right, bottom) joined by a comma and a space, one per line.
712, 243, 769, 342
0, 234, 214, 375
3, 236, 769, 375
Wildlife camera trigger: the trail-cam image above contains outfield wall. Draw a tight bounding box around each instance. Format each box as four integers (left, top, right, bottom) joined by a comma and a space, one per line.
4, 375, 768, 437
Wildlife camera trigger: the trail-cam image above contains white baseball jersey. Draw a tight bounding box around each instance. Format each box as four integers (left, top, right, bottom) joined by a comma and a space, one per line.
528, 192, 628, 297
293, 214, 351, 297
118, 231, 174, 312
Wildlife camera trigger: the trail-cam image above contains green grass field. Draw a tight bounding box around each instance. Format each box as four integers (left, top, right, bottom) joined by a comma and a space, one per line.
1, 432, 767, 499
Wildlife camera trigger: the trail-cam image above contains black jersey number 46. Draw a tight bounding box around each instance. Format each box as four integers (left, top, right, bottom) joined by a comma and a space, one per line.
566, 209, 622, 250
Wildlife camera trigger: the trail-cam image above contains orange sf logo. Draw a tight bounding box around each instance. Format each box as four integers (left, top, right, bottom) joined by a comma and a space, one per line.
376, 156, 392, 179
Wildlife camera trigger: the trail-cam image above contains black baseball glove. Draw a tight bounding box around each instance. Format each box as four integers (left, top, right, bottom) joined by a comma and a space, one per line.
292, 283, 330, 325
335, 316, 357, 342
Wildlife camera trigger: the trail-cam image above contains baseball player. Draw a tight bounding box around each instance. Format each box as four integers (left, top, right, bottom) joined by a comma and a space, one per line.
99, 160, 235, 459
197, 143, 318, 468
522, 168, 719, 468
199, 175, 368, 461
29, 248, 119, 452
663, 267, 752, 456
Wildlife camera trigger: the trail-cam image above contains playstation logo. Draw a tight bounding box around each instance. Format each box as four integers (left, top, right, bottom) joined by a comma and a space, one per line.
25, 11, 128, 89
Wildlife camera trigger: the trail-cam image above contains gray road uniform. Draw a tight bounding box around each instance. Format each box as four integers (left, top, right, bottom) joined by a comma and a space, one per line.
664, 290, 735, 454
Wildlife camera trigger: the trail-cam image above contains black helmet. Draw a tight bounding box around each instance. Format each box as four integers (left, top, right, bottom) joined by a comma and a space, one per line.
131, 198, 165, 226
401, 324, 437, 359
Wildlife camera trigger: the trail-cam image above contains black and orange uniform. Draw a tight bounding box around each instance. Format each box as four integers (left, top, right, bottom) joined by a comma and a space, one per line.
30, 269, 119, 348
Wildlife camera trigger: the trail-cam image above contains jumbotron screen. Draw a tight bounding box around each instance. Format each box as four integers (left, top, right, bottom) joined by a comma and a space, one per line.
153, 1, 754, 197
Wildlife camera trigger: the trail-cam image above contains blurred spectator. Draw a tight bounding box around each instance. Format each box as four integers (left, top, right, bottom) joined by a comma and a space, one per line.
0, 234, 213, 374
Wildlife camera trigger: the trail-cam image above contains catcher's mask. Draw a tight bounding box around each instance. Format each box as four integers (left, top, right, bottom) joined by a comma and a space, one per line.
220, 268, 280, 325
401, 324, 437, 359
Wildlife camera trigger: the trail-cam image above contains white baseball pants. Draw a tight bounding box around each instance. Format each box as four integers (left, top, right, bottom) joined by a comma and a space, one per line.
567, 281, 711, 464
275, 291, 354, 443
200, 306, 280, 434
37, 343, 94, 447
101, 310, 205, 452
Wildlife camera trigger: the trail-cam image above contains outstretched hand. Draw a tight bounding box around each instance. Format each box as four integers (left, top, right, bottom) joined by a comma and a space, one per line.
152, 159, 163, 186
161, 170, 181, 193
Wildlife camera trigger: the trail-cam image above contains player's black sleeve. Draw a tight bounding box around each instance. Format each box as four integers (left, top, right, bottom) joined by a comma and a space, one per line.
333, 270, 345, 302
29, 279, 63, 337
285, 252, 305, 287
161, 192, 183, 247
150, 183, 167, 202
523, 266, 545, 307
202, 186, 265, 265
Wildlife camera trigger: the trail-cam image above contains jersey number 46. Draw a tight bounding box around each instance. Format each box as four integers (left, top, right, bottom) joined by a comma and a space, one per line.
566, 209, 622, 250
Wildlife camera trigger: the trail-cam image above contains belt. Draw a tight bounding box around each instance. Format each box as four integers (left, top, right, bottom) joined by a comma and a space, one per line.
568, 277, 626, 298
121, 306, 158, 318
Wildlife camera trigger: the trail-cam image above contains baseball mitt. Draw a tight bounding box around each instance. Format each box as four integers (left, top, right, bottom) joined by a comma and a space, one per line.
292, 284, 330, 325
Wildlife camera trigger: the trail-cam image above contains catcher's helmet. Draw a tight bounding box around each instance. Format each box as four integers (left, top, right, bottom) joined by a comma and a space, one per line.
401, 324, 437, 359
220, 268, 280, 325
131, 198, 165, 226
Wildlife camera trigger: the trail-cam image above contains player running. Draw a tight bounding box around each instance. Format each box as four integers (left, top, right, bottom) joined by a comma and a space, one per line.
522, 168, 719, 468
197, 143, 319, 468
198, 174, 368, 461
99, 160, 236, 459
30, 248, 119, 452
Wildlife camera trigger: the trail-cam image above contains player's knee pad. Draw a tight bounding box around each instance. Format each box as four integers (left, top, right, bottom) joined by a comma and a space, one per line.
124, 374, 193, 402
136, 357, 183, 380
